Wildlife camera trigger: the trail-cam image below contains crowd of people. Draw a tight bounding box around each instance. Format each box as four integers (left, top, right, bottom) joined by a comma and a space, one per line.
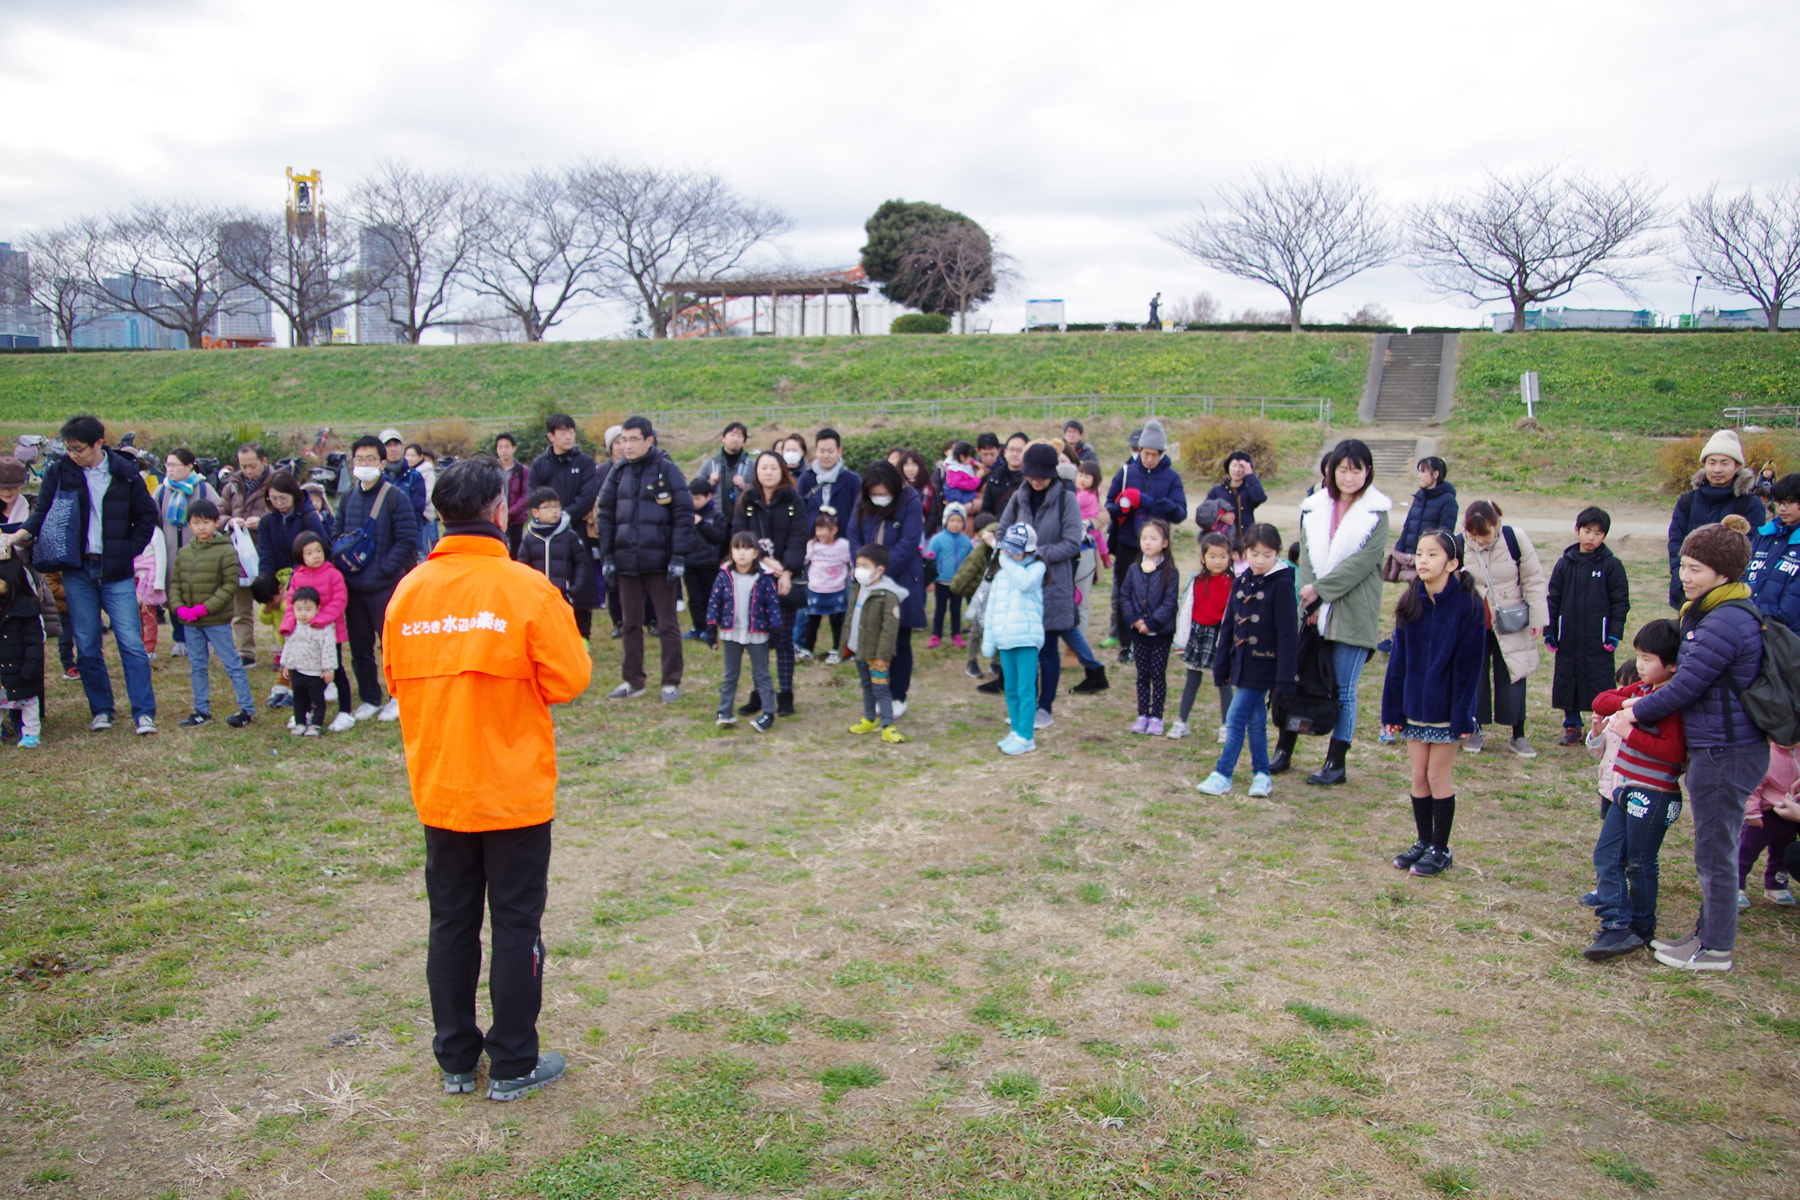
4, 410, 1800, 1096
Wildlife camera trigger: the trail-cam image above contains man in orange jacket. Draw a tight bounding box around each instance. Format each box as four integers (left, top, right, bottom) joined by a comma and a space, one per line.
383, 457, 591, 1102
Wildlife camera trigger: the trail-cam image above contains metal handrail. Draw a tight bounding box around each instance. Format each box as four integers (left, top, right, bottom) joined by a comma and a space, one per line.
1724, 405, 1800, 428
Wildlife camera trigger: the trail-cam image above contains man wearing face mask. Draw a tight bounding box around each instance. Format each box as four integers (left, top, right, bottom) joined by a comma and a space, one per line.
798, 427, 859, 529
335, 435, 421, 723
596, 416, 695, 703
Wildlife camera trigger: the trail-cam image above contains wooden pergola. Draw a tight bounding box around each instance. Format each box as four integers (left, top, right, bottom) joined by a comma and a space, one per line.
664, 268, 869, 338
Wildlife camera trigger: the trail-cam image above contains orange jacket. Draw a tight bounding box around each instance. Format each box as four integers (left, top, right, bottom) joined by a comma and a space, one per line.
383, 533, 591, 832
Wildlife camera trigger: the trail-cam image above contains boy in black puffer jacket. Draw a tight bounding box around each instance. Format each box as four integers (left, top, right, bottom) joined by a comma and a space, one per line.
0, 555, 47, 747
515, 488, 601, 643
685, 477, 726, 646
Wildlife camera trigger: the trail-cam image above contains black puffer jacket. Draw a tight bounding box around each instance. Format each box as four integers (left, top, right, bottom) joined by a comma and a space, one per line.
730, 486, 807, 575
0, 560, 45, 701
514, 514, 601, 609
23, 447, 158, 583
595, 450, 695, 576
687, 498, 728, 570
529, 447, 602, 527
257, 494, 329, 575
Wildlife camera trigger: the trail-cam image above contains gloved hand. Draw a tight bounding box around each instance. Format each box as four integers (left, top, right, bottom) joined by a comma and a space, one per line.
1544, 637, 1558, 653
1118, 487, 1141, 512
667, 562, 685, 584
1602, 641, 1618, 654
602, 558, 616, 583
177, 605, 207, 623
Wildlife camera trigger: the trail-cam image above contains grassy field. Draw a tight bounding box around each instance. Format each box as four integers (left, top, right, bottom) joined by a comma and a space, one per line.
0, 332, 1370, 431
1455, 331, 1800, 434
4, 536, 1798, 1199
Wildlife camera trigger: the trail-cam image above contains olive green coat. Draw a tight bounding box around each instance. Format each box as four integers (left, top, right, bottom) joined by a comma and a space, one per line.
1295, 487, 1392, 650
171, 535, 242, 627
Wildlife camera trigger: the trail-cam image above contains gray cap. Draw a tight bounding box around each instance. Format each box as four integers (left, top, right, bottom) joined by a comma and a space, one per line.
1139, 419, 1168, 452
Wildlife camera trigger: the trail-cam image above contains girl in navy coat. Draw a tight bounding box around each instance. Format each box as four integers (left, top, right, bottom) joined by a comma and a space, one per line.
1198, 523, 1299, 798
1382, 531, 1487, 878
1117, 518, 1181, 733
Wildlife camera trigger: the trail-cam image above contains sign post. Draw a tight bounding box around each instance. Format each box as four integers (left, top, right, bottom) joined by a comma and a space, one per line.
1520, 371, 1540, 419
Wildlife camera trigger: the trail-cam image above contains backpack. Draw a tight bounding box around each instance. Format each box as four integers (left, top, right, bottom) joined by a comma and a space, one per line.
331, 482, 392, 575
1718, 600, 1800, 745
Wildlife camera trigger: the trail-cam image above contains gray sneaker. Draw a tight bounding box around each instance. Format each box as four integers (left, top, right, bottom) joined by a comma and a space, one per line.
1464, 729, 1483, 754
1034, 708, 1054, 730
1508, 736, 1538, 759
606, 684, 646, 700
89, 713, 114, 732
660, 685, 680, 704
443, 1069, 477, 1095
1649, 929, 1700, 956
1653, 943, 1732, 972
487, 1051, 565, 1101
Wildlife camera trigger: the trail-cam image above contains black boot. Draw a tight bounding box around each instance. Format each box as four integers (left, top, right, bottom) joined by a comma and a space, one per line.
976, 662, 1005, 694
1305, 737, 1351, 786
1268, 729, 1299, 774
776, 690, 795, 717
738, 691, 763, 716
1070, 665, 1110, 694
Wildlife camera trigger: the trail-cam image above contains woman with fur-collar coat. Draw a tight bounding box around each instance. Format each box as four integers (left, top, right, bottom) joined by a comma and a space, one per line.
1667, 430, 1766, 609
1275, 439, 1391, 786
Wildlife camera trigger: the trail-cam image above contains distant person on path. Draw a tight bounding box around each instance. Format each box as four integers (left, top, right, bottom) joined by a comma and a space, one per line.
334, 436, 420, 724
1747, 473, 1800, 629
1666, 430, 1765, 610
1146, 292, 1161, 328
1104, 418, 1188, 664
382, 457, 590, 1102
219, 441, 274, 665
596, 416, 694, 703
3, 414, 160, 734
1546, 507, 1632, 745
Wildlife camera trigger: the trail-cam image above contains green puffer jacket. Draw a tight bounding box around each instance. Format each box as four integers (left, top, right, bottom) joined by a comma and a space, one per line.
172, 535, 242, 627
1295, 487, 1392, 650
947, 540, 995, 598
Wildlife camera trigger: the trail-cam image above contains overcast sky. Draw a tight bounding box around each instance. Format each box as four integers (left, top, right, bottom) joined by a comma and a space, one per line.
4, 0, 1798, 339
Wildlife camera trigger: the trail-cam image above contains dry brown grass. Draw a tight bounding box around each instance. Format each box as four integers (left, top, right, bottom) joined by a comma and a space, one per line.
1655, 432, 1794, 494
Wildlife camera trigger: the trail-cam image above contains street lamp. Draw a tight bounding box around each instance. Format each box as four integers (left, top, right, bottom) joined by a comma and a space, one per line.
1691, 275, 1703, 328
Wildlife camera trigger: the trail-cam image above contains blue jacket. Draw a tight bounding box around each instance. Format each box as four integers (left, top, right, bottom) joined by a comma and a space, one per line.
846, 489, 927, 628
1395, 481, 1458, 556
1667, 467, 1766, 607
332, 478, 420, 594
980, 554, 1046, 655
926, 529, 972, 583
704, 567, 783, 636
1118, 557, 1181, 640
1104, 455, 1188, 551
257, 495, 328, 575
797, 464, 860, 530
23, 447, 159, 583
1631, 590, 1766, 748
1380, 574, 1486, 735
1748, 519, 1800, 630
1214, 562, 1300, 694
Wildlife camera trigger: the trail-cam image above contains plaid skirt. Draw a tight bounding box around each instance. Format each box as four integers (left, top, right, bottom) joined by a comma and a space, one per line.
1181, 624, 1222, 671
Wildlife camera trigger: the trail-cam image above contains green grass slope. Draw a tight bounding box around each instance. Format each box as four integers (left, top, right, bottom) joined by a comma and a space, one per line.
0, 332, 1370, 427
1455, 330, 1800, 433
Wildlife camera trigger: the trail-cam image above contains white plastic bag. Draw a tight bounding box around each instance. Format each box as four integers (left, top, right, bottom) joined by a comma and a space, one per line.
230, 524, 260, 586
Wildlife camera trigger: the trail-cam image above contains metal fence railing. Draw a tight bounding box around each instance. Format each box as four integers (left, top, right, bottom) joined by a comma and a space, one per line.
462, 393, 1334, 433
1724, 405, 1800, 428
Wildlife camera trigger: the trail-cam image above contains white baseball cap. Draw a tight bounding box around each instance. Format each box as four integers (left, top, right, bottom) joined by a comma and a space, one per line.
379, 428, 404, 444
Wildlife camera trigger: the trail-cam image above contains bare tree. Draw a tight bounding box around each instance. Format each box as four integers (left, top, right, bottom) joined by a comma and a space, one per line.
98, 200, 252, 348
889, 223, 1017, 332
1410, 166, 1667, 333
460, 170, 601, 342
219, 212, 386, 347
1166, 292, 1220, 325
347, 159, 485, 344
445, 302, 526, 344
574, 162, 791, 339
1160, 167, 1398, 332
1341, 301, 1394, 327
1682, 181, 1800, 332
8, 220, 112, 349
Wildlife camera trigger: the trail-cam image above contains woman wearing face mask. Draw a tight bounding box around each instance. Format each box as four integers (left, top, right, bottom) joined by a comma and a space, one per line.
729, 450, 808, 717
779, 434, 808, 476
846, 460, 926, 714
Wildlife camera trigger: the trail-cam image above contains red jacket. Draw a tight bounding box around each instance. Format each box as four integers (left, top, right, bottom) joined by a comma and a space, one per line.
281, 560, 349, 643
1192, 570, 1232, 626
1594, 681, 1686, 792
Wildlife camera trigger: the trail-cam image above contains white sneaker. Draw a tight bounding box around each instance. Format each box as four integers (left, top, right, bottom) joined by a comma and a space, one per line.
378, 698, 400, 721
353, 702, 380, 721
1248, 773, 1273, 797
323, 683, 337, 703
1216, 723, 1229, 743
286, 716, 299, 731
1164, 720, 1190, 740
1001, 736, 1037, 756
824, 651, 841, 665
89, 713, 113, 732
794, 648, 814, 662
171, 643, 188, 658
327, 712, 357, 733
1196, 772, 1231, 795
1034, 708, 1054, 730
891, 699, 908, 718
135, 715, 157, 736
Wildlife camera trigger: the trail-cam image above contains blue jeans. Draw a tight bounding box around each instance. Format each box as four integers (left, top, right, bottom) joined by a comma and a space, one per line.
63, 562, 157, 721
1330, 642, 1370, 742
1001, 646, 1039, 740
186, 623, 255, 717
1214, 686, 1270, 779
1593, 785, 1682, 938
1034, 626, 1097, 713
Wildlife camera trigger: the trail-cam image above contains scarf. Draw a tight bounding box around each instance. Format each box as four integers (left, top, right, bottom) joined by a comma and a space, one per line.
1681, 580, 1752, 623
164, 473, 201, 526
810, 459, 844, 487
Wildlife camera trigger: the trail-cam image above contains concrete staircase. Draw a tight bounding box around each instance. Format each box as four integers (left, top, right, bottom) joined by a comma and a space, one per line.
1371, 333, 1452, 424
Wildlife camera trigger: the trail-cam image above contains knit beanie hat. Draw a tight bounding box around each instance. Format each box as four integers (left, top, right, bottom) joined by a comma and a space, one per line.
942, 501, 967, 524
603, 425, 625, 451
1139, 419, 1169, 452
1721, 513, 1753, 536
999, 523, 1036, 557
1680, 522, 1753, 581
1700, 429, 1745, 465
1022, 443, 1060, 480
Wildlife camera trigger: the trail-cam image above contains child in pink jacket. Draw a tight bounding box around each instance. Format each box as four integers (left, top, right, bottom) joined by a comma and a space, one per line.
1076, 462, 1111, 569
1739, 740, 1800, 909
280, 532, 355, 731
